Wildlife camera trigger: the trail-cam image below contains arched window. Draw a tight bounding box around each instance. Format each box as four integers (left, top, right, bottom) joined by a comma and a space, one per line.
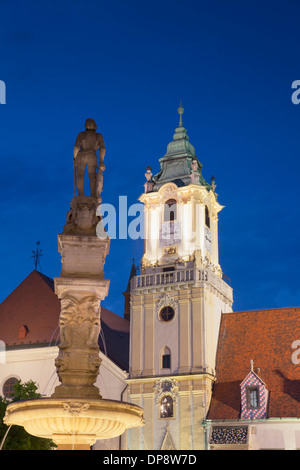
3, 377, 19, 399
161, 347, 171, 369
159, 306, 175, 322
164, 199, 177, 222
205, 206, 210, 228
160, 395, 173, 418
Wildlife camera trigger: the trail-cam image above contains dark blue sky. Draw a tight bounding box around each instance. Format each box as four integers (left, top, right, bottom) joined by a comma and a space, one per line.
0, 0, 300, 316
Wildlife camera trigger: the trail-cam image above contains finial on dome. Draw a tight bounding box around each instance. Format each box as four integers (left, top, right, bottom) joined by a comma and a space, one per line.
177, 101, 184, 127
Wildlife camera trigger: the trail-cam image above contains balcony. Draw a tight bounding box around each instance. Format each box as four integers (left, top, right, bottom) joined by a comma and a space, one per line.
130, 267, 233, 302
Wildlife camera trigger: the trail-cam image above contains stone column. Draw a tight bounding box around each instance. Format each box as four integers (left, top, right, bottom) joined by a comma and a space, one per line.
51, 196, 110, 400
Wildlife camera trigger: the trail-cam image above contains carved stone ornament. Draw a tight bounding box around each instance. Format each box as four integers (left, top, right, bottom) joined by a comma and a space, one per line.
154, 378, 178, 405
75, 204, 95, 230
64, 196, 100, 235
160, 185, 177, 202
63, 402, 90, 416
59, 295, 101, 350
155, 293, 178, 317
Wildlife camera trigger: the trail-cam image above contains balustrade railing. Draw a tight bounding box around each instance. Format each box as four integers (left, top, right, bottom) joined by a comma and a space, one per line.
130, 267, 232, 301
131, 268, 209, 290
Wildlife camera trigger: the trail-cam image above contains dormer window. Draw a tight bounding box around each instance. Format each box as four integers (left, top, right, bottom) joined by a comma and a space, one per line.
247, 386, 259, 408
240, 361, 268, 420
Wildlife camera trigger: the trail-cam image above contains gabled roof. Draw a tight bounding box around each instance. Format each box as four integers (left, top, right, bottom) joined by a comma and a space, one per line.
0, 270, 60, 348
240, 368, 266, 388
0, 270, 129, 370
208, 308, 300, 420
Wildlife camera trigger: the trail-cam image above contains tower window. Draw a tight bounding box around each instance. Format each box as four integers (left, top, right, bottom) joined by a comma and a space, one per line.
162, 355, 171, 368
159, 306, 175, 322
162, 347, 171, 369
160, 395, 173, 418
205, 206, 210, 228
164, 199, 177, 222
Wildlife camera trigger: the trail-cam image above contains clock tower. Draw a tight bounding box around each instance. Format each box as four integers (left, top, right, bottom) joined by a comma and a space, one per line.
127, 104, 233, 450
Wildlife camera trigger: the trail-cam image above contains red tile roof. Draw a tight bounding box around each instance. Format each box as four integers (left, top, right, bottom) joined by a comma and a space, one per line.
208, 308, 300, 419
0, 270, 129, 370
0, 271, 60, 347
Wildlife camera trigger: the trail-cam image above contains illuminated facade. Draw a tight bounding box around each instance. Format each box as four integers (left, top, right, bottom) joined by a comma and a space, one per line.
2, 108, 300, 450
127, 104, 233, 450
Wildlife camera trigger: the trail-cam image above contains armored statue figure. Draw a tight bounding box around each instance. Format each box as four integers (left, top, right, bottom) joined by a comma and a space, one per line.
73, 118, 106, 199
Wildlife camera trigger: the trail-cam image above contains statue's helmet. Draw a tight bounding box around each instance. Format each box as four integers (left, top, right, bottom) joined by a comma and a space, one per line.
85, 118, 97, 131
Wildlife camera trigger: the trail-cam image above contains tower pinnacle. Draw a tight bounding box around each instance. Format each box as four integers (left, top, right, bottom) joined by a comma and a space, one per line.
177, 101, 184, 127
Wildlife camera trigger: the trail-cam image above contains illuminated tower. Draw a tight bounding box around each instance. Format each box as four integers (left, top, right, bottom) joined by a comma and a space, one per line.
127, 104, 233, 450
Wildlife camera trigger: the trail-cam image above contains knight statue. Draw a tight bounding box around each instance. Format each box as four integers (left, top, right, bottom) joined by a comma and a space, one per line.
73, 118, 106, 201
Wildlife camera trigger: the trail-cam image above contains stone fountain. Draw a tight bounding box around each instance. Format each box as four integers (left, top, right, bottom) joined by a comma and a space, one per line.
4, 119, 144, 450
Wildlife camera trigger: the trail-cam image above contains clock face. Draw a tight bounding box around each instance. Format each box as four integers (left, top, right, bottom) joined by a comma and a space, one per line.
160, 221, 181, 246
204, 226, 212, 253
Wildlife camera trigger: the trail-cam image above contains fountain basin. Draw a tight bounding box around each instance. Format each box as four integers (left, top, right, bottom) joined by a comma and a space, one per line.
4, 397, 144, 448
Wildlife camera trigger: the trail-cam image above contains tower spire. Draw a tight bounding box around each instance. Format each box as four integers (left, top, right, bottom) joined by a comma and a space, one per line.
177, 101, 184, 127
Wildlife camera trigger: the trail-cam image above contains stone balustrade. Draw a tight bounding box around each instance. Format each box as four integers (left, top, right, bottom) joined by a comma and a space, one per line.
131, 268, 233, 302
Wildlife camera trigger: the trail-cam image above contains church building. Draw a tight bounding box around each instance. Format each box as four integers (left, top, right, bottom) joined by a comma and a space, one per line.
1, 106, 300, 450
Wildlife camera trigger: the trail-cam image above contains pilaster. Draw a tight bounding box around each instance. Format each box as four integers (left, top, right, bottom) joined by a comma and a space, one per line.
178, 291, 190, 374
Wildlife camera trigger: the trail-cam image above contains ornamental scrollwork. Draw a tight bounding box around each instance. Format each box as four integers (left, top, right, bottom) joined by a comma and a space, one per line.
63, 402, 90, 416
59, 295, 101, 350
154, 378, 178, 405
155, 293, 178, 317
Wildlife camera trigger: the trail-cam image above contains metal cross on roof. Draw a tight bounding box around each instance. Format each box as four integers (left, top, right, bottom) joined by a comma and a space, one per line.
31, 241, 43, 271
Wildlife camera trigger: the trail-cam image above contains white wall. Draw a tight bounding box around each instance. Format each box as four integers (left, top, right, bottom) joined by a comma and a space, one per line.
0, 346, 129, 450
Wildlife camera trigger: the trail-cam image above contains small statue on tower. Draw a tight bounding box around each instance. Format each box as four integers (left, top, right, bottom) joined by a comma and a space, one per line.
190, 158, 200, 185
144, 165, 154, 193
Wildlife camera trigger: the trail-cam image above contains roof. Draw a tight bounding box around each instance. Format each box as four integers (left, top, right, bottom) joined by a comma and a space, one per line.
99, 308, 129, 370
152, 106, 209, 190
208, 307, 300, 420
0, 270, 129, 370
0, 270, 61, 348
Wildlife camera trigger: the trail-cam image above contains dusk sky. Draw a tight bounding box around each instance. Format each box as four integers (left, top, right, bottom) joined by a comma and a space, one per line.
0, 0, 300, 317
